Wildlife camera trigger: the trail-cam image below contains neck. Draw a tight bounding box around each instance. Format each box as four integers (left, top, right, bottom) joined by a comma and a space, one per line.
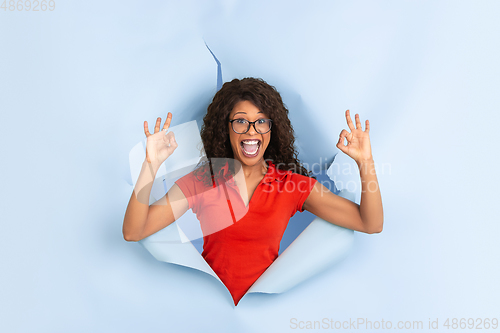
240, 159, 268, 179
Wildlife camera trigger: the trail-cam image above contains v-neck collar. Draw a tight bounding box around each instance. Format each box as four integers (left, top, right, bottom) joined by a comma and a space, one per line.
222, 161, 291, 208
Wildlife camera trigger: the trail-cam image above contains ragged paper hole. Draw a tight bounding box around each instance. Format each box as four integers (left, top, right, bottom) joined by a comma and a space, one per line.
127, 43, 354, 306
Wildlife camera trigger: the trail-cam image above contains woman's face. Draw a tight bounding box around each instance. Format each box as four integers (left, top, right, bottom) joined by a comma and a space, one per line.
228, 100, 271, 168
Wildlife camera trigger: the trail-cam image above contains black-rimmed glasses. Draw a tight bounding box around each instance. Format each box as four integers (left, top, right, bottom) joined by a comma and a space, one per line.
229, 118, 273, 134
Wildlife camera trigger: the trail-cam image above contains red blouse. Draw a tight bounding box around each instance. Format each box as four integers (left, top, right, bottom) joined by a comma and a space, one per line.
175, 161, 317, 305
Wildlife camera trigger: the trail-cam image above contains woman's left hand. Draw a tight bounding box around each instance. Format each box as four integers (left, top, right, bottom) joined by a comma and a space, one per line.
336, 110, 373, 164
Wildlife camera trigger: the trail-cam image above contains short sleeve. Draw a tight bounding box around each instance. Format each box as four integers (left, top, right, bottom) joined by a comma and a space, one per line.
292, 173, 318, 212
174, 172, 197, 211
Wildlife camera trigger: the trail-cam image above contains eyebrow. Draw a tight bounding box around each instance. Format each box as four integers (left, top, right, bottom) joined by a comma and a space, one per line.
233, 111, 263, 116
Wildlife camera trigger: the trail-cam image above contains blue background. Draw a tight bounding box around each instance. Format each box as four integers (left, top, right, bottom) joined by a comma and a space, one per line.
1, 0, 499, 332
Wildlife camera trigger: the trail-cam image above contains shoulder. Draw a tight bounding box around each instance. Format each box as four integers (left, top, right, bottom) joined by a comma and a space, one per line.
287, 171, 315, 181
175, 167, 210, 194
267, 162, 316, 190
287, 172, 317, 192
175, 169, 197, 187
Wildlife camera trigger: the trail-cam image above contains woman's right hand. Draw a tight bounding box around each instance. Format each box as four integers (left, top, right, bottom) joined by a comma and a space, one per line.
143, 112, 178, 166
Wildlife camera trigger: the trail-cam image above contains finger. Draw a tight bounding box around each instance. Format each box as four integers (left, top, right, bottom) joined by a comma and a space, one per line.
365, 119, 370, 133
336, 136, 348, 153
346, 110, 355, 131
339, 129, 350, 143
169, 133, 178, 149
144, 121, 151, 137
355, 113, 362, 130
164, 131, 175, 143
154, 117, 161, 133
162, 112, 172, 132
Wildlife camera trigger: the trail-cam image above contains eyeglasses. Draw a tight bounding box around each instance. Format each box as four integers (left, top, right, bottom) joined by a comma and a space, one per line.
229, 118, 273, 134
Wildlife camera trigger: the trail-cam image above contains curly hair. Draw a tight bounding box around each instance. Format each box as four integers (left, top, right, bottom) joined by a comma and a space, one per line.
194, 77, 313, 186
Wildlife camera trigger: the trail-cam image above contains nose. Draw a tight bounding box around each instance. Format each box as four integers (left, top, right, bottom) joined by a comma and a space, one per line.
247, 123, 258, 135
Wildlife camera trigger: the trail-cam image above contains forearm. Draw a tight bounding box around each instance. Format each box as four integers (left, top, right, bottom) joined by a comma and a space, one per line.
357, 158, 384, 233
123, 159, 161, 241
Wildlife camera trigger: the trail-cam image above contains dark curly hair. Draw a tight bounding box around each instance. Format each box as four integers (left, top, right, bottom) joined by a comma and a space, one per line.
194, 77, 313, 186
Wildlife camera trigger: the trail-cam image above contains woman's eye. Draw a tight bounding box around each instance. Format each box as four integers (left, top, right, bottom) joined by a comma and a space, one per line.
257, 119, 267, 124
235, 119, 247, 124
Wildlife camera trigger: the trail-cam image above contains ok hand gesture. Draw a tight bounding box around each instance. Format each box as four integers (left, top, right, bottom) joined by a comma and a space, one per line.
336, 110, 373, 164
143, 112, 178, 166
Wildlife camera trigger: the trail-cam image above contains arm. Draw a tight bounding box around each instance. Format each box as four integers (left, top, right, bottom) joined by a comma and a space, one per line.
303, 158, 383, 234
122, 159, 188, 242
303, 110, 383, 234
122, 113, 188, 242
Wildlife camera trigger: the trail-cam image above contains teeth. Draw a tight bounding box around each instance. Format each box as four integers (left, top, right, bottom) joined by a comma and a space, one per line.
241, 140, 260, 145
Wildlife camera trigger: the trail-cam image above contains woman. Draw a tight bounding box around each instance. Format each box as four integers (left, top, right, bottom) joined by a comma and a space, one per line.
123, 78, 384, 306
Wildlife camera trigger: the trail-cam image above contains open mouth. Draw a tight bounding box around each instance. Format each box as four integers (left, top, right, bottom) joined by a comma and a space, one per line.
240, 139, 261, 158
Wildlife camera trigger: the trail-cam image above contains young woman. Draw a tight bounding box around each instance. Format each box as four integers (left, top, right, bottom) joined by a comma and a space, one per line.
123, 78, 384, 305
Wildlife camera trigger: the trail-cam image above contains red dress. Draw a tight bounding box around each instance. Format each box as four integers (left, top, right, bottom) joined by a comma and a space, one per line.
175, 161, 317, 305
